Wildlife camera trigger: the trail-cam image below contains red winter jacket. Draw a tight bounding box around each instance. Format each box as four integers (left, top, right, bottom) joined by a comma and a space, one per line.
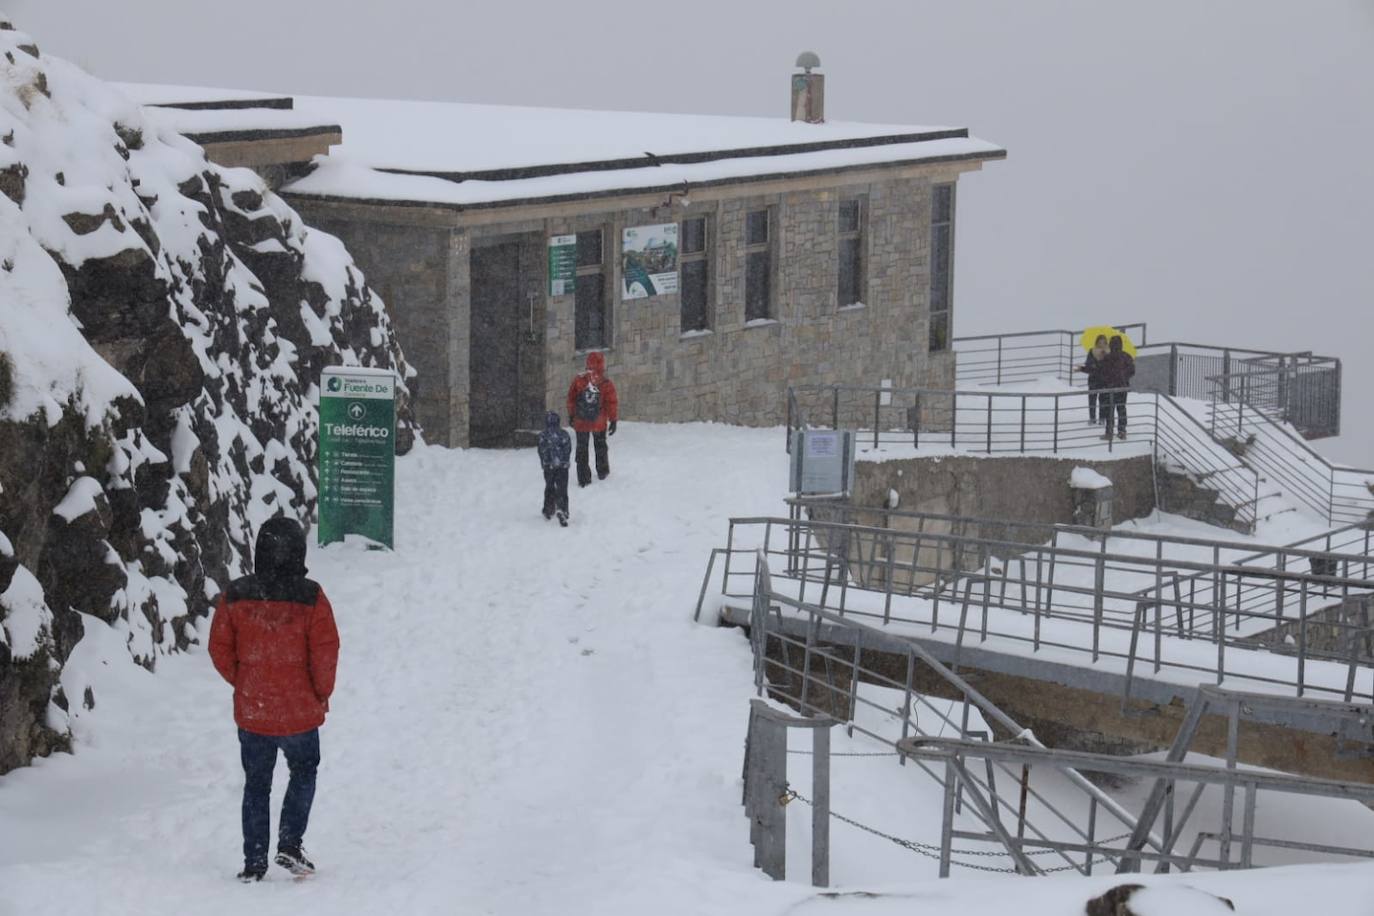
566, 351, 619, 433
209, 577, 339, 737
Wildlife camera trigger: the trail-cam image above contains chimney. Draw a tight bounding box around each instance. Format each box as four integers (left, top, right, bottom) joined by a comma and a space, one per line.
790, 51, 824, 123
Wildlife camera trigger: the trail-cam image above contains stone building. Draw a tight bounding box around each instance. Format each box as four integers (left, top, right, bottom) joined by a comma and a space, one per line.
123, 72, 1004, 447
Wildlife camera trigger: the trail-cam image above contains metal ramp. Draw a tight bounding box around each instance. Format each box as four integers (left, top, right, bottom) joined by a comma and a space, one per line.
737, 552, 1374, 882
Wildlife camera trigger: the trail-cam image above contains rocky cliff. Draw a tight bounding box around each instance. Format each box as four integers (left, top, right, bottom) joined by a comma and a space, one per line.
0, 16, 416, 773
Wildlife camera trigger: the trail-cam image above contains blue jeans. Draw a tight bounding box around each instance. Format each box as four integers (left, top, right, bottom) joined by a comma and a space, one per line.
238, 728, 320, 868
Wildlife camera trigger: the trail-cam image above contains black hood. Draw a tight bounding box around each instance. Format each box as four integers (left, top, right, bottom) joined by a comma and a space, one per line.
254, 517, 308, 582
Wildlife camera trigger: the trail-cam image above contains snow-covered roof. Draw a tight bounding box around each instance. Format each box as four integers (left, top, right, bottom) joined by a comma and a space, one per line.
115, 82, 1004, 210
285, 135, 1004, 210
141, 106, 340, 144
116, 81, 293, 109
285, 95, 993, 177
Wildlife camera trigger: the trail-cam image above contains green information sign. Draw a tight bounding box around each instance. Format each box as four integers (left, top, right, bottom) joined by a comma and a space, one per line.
318, 366, 396, 548
548, 233, 577, 296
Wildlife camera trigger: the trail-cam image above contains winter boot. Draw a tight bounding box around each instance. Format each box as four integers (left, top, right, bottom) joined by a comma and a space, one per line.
557, 510, 568, 527
275, 846, 315, 877
237, 863, 267, 883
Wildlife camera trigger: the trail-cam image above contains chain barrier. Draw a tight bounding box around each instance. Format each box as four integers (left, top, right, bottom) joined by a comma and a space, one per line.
781, 789, 1131, 875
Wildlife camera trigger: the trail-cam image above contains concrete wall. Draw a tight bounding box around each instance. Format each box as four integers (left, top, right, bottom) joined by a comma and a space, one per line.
851, 453, 1158, 544
289, 159, 976, 446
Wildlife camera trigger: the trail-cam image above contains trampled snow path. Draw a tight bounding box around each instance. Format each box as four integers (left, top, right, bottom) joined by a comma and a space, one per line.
0, 424, 806, 914
2, 424, 1373, 915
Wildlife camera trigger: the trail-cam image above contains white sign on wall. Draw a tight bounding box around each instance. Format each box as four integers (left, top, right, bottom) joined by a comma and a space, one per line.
789, 430, 857, 495
621, 223, 679, 299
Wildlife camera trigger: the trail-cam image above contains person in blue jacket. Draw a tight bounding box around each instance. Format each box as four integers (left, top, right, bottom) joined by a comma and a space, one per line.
537, 411, 572, 526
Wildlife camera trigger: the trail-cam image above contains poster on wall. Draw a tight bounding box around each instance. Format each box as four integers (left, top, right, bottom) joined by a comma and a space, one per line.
621, 223, 679, 299
548, 234, 577, 296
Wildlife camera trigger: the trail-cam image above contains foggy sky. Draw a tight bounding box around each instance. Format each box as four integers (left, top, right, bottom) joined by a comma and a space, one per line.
11, 0, 1374, 464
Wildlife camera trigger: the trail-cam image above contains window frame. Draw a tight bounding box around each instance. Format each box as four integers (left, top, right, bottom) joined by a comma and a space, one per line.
679, 215, 711, 334
574, 227, 610, 352
743, 206, 775, 323
928, 184, 956, 352
836, 196, 866, 309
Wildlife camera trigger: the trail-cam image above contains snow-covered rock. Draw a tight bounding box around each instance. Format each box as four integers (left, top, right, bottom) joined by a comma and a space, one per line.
0, 14, 415, 773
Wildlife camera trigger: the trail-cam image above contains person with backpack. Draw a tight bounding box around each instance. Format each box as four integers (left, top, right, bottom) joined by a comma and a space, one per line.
209, 517, 340, 882
1097, 335, 1136, 441
565, 351, 619, 487
537, 410, 572, 526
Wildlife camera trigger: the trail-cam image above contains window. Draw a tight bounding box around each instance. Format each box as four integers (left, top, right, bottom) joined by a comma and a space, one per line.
837, 198, 864, 307
744, 208, 772, 322
680, 216, 709, 333
574, 229, 607, 350
928, 184, 955, 351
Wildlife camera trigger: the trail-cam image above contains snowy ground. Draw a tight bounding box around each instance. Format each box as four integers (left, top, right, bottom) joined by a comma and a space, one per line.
2, 423, 1372, 915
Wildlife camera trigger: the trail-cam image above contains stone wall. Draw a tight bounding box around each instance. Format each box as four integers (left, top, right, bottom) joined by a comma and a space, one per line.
851, 453, 1159, 545
290, 164, 970, 446
302, 215, 459, 442
542, 176, 954, 430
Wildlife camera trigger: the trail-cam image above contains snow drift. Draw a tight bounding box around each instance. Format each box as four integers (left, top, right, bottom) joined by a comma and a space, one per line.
0, 13, 415, 773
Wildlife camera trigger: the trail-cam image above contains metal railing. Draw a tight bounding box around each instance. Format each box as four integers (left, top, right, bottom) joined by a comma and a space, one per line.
953, 327, 1342, 440
785, 499, 1374, 649
746, 552, 1163, 877
718, 516, 1374, 703
952, 324, 1149, 388
785, 383, 1263, 531
901, 735, 1374, 876
745, 554, 1374, 880
1133, 521, 1374, 643
1207, 393, 1374, 526
1203, 355, 1342, 438
952, 327, 1354, 521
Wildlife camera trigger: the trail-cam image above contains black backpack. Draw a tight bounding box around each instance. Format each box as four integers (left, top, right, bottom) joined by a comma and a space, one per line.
576, 383, 602, 422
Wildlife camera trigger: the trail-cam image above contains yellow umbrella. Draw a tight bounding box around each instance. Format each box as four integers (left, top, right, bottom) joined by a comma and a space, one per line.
1080, 326, 1137, 357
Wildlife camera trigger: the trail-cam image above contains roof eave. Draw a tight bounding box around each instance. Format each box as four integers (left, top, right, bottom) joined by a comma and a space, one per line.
281, 147, 1006, 214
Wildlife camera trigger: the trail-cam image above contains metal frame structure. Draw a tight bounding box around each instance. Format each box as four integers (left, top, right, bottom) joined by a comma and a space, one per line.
741, 699, 835, 886
712, 516, 1374, 703
948, 325, 1365, 524
740, 552, 1374, 882
784, 382, 1264, 531
900, 736, 1374, 876
950, 324, 1150, 389
744, 551, 1165, 877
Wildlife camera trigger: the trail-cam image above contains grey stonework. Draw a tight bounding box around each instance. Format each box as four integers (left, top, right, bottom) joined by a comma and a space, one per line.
290, 168, 969, 447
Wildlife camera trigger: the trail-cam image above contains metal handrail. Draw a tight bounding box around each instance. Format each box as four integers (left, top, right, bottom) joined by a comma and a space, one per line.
786, 382, 1263, 531
900, 735, 1374, 875
720, 516, 1374, 702
1206, 388, 1373, 525
786, 499, 1374, 571
749, 552, 1165, 875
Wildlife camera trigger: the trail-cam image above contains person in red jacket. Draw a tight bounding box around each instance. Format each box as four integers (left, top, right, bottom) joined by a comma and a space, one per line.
565, 350, 619, 487
209, 516, 339, 882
